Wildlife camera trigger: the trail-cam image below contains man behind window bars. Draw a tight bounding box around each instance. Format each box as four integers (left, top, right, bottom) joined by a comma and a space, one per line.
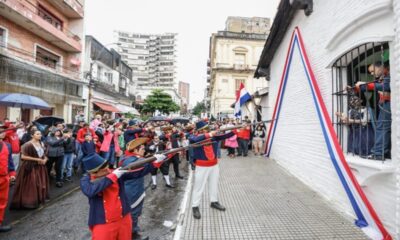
352, 61, 391, 161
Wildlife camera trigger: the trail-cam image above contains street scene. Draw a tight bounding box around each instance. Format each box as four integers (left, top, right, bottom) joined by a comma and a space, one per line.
0, 0, 400, 240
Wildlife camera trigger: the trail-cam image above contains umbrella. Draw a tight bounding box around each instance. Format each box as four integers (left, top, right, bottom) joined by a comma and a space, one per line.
0, 93, 50, 109
170, 117, 190, 125
147, 116, 171, 122
34, 116, 64, 126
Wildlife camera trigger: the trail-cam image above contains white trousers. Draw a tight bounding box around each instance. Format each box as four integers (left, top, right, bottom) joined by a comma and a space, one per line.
191, 164, 219, 207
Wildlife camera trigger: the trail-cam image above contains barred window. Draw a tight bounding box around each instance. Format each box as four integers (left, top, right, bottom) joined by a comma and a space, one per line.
0, 28, 6, 46
235, 79, 246, 91
332, 42, 391, 160
36, 46, 60, 69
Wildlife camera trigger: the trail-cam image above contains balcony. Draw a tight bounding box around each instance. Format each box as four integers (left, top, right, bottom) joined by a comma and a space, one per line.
0, 54, 84, 104
49, 0, 84, 18
1, 42, 80, 80
214, 63, 251, 71
0, 0, 82, 52
233, 64, 249, 70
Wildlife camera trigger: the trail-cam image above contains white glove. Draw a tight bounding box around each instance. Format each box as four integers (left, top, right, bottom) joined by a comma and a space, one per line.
149, 145, 155, 151
113, 167, 128, 178
154, 154, 166, 163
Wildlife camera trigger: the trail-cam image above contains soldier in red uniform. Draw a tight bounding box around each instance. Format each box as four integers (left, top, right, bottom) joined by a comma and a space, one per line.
80, 139, 165, 240
0, 124, 16, 232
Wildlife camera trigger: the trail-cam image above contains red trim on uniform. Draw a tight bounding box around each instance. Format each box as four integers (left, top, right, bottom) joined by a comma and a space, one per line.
366, 82, 375, 91
8, 171, 15, 178
203, 144, 215, 161
106, 173, 118, 184
102, 179, 123, 224
195, 159, 217, 167
0, 177, 9, 224
0, 142, 9, 176
91, 213, 132, 240
152, 162, 162, 168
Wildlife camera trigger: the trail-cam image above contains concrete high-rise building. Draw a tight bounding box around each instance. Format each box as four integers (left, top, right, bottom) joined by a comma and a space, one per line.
207, 16, 270, 119
178, 81, 190, 113
0, 0, 86, 123
225, 16, 271, 35
114, 31, 180, 105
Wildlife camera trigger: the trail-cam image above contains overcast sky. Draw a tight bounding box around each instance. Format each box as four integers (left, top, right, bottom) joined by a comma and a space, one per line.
85, 0, 280, 107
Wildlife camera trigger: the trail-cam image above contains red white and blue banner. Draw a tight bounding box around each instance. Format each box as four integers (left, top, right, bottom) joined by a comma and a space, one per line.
264, 27, 391, 240
234, 83, 252, 117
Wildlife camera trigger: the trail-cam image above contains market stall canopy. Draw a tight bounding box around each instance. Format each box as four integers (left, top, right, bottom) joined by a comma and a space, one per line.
0, 93, 50, 109
93, 101, 121, 113
116, 104, 140, 116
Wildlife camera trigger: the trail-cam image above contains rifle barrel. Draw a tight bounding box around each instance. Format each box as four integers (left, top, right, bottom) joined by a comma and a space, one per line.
219, 120, 273, 132
90, 141, 214, 183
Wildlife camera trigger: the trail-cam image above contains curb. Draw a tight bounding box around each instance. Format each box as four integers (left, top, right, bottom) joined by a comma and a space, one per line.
11, 186, 80, 226
173, 165, 193, 240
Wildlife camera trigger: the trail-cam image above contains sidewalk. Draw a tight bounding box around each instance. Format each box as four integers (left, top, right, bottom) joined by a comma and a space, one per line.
178, 153, 369, 240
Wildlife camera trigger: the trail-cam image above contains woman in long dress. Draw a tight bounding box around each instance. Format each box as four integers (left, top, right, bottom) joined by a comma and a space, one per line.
11, 129, 49, 209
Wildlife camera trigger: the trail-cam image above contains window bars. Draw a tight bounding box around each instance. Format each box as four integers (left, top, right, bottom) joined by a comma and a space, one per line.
331, 42, 391, 161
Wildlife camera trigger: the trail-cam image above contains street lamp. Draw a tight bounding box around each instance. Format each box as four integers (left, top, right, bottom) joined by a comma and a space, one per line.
86, 42, 121, 121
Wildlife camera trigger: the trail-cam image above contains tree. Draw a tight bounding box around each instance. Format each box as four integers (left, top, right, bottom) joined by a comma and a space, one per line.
192, 101, 206, 117
141, 89, 180, 115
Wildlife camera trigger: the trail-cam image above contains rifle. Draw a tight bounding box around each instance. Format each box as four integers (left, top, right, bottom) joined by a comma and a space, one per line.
121, 140, 213, 170
217, 120, 273, 132
90, 140, 214, 183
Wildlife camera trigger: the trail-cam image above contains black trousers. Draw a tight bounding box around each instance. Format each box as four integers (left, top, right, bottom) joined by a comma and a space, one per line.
47, 155, 63, 182
170, 154, 180, 177
227, 147, 235, 155
237, 138, 249, 156
151, 161, 169, 176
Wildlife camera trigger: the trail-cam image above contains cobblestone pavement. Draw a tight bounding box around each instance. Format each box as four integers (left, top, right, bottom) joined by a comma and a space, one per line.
180, 152, 369, 240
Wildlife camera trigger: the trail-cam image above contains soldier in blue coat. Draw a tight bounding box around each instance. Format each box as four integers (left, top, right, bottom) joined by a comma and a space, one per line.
80, 138, 165, 240
189, 121, 235, 220
120, 137, 165, 240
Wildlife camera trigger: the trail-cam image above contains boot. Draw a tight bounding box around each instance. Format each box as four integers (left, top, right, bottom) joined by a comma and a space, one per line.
192, 207, 201, 219
211, 202, 226, 211
132, 231, 149, 240
0, 224, 12, 233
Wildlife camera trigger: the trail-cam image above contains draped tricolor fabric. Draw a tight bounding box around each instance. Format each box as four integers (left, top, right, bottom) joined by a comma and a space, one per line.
234, 83, 252, 117
264, 27, 391, 240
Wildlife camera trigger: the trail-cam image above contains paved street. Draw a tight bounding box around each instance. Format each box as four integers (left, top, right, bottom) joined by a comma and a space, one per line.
0, 162, 189, 240
179, 152, 369, 240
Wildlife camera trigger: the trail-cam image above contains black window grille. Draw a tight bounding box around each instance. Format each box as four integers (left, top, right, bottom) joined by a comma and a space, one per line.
0, 28, 5, 46
36, 46, 60, 69
38, 5, 63, 31
331, 42, 391, 161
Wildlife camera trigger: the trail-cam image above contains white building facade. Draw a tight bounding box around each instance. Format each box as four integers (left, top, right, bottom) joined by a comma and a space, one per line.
84, 36, 137, 118
208, 17, 269, 120
256, 0, 400, 238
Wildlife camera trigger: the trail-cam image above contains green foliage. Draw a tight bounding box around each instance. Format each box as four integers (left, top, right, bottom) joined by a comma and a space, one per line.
123, 112, 137, 119
141, 89, 180, 115
192, 101, 206, 117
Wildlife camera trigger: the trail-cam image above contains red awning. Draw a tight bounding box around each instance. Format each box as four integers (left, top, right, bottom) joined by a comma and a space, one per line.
93, 101, 120, 113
